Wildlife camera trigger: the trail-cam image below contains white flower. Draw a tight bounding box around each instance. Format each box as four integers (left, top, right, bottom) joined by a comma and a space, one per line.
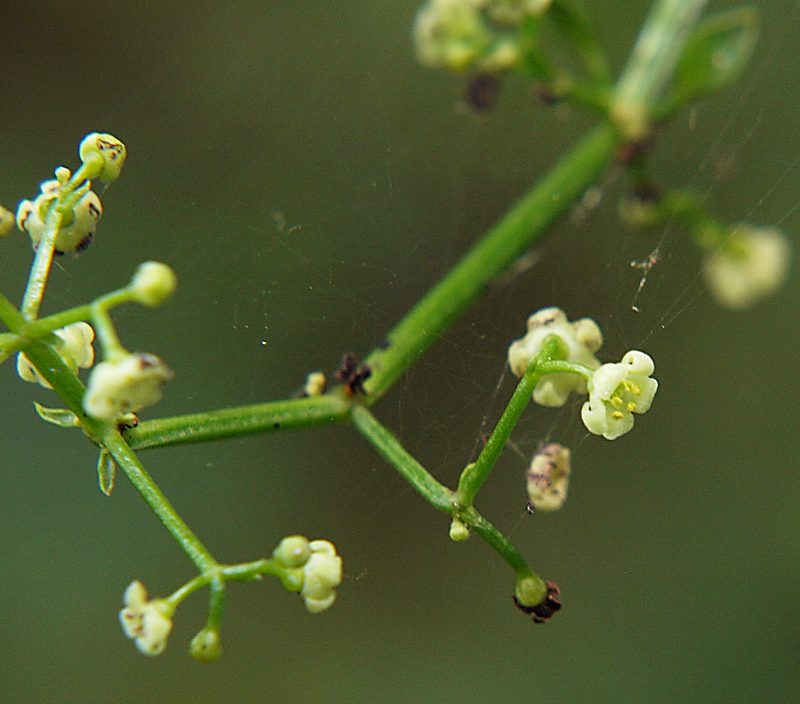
581, 351, 658, 440
118, 580, 174, 656
507, 307, 603, 407
83, 352, 172, 422
16, 180, 102, 254
17, 322, 95, 389
301, 540, 343, 613
130, 261, 177, 307
526, 443, 571, 511
703, 225, 791, 309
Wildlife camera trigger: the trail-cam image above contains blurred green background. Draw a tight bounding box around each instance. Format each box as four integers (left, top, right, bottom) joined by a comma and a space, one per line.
1, 1, 797, 702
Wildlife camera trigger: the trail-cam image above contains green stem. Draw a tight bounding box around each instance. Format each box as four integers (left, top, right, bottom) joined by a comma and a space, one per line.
350, 405, 536, 579
21, 207, 63, 321
126, 392, 353, 450
102, 429, 217, 571
362, 122, 618, 401
350, 405, 452, 511
456, 357, 543, 508
612, 0, 709, 139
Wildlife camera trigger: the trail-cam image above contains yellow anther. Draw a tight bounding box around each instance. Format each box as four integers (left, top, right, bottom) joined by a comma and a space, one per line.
610, 395, 624, 408
627, 401, 637, 412
612, 411, 624, 420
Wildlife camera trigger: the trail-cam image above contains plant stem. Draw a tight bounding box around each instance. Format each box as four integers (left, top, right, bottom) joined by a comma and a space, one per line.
350, 405, 536, 579
612, 0, 709, 139
102, 429, 218, 571
350, 405, 452, 511
126, 392, 353, 450
456, 358, 542, 508
21, 208, 63, 321
361, 123, 617, 401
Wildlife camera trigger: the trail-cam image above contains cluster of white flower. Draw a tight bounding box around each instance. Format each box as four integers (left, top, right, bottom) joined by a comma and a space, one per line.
272, 535, 343, 613
119, 581, 174, 656
508, 307, 658, 440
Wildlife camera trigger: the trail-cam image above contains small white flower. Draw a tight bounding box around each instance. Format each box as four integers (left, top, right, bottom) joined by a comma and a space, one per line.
118, 580, 174, 657
16, 180, 102, 254
508, 307, 603, 407
581, 351, 658, 440
17, 322, 95, 389
702, 225, 791, 309
303, 371, 327, 397
83, 352, 172, 422
526, 443, 571, 512
301, 540, 343, 613
130, 261, 177, 307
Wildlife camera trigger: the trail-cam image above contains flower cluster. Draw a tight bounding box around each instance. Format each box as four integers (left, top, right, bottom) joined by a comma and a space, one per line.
508, 307, 658, 440
272, 535, 343, 613
119, 581, 174, 656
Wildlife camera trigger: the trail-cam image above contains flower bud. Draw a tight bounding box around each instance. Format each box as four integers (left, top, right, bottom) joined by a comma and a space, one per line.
16, 181, 102, 254
190, 627, 222, 663
79, 132, 127, 182
130, 261, 177, 307
301, 540, 343, 613
83, 352, 172, 422
17, 322, 95, 389
273, 535, 311, 568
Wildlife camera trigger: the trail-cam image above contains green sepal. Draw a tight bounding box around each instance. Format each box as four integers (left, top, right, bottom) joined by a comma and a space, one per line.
97, 448, 116, 496
665, 7, 758, 109
33, 402, 81, 428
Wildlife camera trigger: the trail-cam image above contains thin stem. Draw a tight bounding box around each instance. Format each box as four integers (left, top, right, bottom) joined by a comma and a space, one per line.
362, 123, 618, 401
350, 405, 537, 580
126, 392, 353, 450
350, 405, 452, 511
102, 429, 218, 571
456, 357, 543, 508
21, 208, 63, 320
612, 0, 709, 139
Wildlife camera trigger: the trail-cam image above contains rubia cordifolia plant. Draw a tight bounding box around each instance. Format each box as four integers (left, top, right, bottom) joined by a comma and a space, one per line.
0, 0, 791, 660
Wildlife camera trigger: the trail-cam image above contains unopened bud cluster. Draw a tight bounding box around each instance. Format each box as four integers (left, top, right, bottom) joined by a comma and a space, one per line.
272, 535, 343, 613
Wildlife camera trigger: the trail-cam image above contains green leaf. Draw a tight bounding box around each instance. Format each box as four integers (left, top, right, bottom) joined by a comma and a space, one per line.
670, 7, 759, 104
97, 448, 116, 497
33, 402, 80, 428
